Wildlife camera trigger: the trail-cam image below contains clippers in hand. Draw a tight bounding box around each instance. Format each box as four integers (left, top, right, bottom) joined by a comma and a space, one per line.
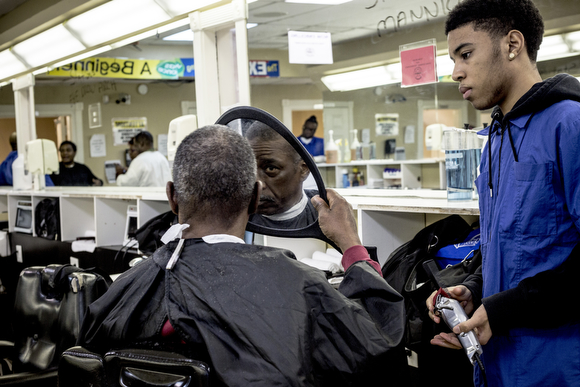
433, 288, 483, 365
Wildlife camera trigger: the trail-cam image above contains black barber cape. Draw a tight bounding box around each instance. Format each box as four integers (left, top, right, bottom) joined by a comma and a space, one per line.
79, 239, 406, 386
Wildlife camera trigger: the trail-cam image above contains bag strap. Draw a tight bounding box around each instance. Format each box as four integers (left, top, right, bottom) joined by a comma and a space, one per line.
422, 259, 442, 289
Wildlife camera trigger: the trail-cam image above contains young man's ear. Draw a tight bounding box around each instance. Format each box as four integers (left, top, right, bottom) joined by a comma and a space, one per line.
506, 29, 525, 60
248, 181, 262, 215
166, 181, 179, 215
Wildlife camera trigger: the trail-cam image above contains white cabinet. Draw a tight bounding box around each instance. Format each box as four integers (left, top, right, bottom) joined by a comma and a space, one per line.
315, 158, 446, 190
2, 187, 170, 247
0, 186, 478, 262
335, 189, 479, 266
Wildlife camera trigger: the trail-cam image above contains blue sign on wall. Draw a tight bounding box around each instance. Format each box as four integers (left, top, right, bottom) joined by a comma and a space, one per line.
178, 59, 280, 78
181, 58, 195, 77
249, 60, 280, 77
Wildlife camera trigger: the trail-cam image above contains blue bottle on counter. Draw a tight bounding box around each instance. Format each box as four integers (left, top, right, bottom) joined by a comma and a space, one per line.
342, 169, 350, 188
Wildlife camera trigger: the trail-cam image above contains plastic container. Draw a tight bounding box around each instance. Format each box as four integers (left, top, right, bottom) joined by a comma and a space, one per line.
341, 168, 350, 188
350, 129, 361, 161
325, 130, 339, 164
441, 128, 482, 201
12, 154, 32, 190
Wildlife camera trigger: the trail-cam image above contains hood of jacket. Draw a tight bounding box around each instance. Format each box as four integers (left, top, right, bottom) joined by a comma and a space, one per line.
491, 73, 580, 124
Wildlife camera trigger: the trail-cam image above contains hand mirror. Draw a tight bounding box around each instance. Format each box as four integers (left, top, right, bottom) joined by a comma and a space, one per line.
215, 106, 338, 250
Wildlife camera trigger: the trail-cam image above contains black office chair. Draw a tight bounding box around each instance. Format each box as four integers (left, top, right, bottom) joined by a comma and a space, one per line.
0, 264, 111, 386
59, 346, 210, 387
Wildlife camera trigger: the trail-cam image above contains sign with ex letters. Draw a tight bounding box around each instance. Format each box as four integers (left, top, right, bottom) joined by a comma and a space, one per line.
249, 60, 279, 77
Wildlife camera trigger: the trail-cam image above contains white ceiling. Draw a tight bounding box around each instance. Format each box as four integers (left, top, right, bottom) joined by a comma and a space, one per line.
143, 0, 451, 49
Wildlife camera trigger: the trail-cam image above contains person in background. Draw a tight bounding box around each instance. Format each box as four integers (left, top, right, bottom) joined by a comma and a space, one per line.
297, 115, 324, 159
51, 141, 103, 186
115, 131, 170, 187
0, 132, 53, 187
0, 132, 18, 186
78, 124, 407, 386
425, 0, 580, 386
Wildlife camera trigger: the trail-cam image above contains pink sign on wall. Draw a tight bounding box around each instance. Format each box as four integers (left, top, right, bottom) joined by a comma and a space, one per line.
400, 44, 437, 87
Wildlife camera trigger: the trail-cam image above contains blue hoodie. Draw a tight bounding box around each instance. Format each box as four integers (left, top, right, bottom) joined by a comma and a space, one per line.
473, 74, 580, 386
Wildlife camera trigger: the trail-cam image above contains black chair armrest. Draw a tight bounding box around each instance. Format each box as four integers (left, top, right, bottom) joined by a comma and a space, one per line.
0, 369, 57, 387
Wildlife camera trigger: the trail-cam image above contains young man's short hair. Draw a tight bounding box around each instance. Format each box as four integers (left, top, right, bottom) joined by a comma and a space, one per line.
445, 0, 544, 61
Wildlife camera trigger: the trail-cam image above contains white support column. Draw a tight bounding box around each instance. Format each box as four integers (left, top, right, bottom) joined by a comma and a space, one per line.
234, 15, 251, 106
12, 74, 37, 156
190, 0, 250, 127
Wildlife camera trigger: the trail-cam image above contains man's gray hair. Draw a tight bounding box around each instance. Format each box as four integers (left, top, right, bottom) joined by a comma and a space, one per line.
173, 125, 257, 217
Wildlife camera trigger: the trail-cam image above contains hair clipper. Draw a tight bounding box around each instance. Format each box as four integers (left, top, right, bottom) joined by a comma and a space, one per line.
433, 288, 483, 365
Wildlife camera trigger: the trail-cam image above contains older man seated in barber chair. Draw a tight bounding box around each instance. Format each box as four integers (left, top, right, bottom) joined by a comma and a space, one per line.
78, 125, 407, 386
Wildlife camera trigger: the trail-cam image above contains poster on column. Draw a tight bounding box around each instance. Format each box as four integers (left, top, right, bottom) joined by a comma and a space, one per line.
112, 117, 147, 145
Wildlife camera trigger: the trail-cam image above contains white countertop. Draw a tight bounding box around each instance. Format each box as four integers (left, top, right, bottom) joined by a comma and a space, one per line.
335, 188, 480, 215
0, 186, 480, 215
0, 186, 168, 200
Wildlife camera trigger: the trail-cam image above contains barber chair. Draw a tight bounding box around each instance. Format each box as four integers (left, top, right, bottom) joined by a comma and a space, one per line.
59, 346, 210, 387
0, 264, 111, 386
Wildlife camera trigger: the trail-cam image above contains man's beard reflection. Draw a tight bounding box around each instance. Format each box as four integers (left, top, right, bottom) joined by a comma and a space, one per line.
258, 195, 279, 215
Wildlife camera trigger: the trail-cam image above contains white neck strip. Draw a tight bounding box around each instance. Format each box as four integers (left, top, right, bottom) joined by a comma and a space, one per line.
202, 234, 245, 244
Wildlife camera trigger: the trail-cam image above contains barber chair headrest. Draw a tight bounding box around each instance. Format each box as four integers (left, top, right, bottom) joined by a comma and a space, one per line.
13, 265, 111, 371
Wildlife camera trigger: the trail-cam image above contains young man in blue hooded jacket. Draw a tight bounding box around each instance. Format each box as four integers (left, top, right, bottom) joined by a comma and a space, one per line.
426, 0, 580, 386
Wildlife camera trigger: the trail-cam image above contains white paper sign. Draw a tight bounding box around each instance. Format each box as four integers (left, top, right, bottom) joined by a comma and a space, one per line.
112, 117, 147, 146
288, 31, 333, 64
105, 160, 121, 184
158, 134, 168, 156
405, 125, 416, 144
375, 114, 399, 136
90, 134, 107, 157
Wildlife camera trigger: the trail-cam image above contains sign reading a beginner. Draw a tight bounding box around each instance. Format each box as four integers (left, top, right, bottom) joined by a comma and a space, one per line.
49, 58, 188, 80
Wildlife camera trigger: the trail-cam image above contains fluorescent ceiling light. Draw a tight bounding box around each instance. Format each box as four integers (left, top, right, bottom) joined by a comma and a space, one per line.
48, 46, 113, 70
163, 30, 194, 41
12, 24, 86, 68
66, 0, 172, 47
285, 0, 352, 4
247, 23, 258, 29
110, 30, 163, 49
566, 31, 580, 43
537, 32, 580, 61
323, 55, 459, 92
322, 63, 401, 92
156, 19, 190, 34
436, 55, 454, 76
32, 68, 47, 76
0, 50, 29, 80
155, 0, 222, 17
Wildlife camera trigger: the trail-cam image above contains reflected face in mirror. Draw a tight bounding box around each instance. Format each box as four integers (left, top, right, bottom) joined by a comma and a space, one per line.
246, 121, 310, 216
216, 106, 328, 239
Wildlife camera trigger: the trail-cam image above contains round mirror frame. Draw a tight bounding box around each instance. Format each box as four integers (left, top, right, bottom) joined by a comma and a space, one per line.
215, 106, 337, 248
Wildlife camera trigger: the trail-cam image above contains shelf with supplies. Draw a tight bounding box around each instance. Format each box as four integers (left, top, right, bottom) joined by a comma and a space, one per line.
335, 188, 479, 267
314, 158, 447, 190
0, 186, 170, 248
